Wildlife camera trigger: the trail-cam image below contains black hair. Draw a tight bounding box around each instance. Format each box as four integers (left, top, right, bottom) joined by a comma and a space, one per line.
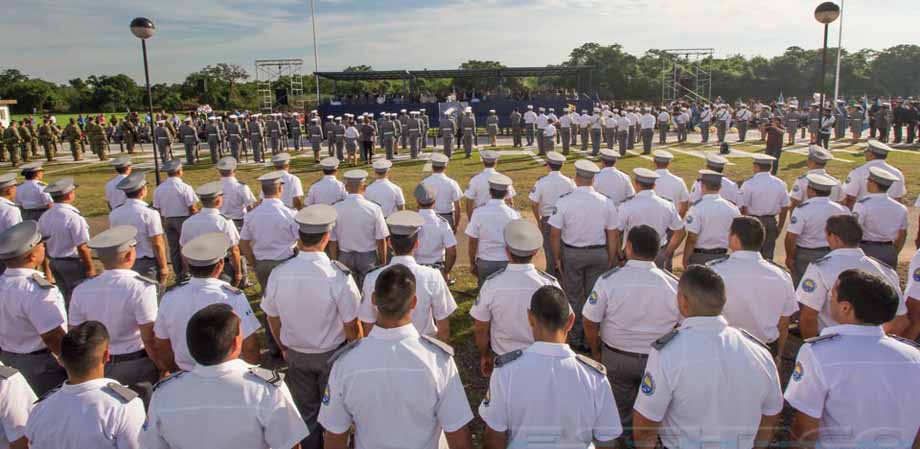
678, 265, 726, 315
826, 214, 862, 246
627, 225, 660, 260
299, 231, 326, 247
189, 262, 221, 278
390, 234, 417, 256
374, 265, 416, 319
60, 321, 109, 376
730, 217, 765, 251
489, 188, 505, 200
186, 303, 241, 366
529, 285, 570, 331
835, 269, 899, 325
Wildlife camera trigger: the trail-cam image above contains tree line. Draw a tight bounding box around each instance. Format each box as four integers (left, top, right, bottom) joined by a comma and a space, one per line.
2, 43, 918, 115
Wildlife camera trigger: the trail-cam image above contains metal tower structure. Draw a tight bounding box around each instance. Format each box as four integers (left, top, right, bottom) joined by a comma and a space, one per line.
255, 59, 305, 113
660, 48, 713, 105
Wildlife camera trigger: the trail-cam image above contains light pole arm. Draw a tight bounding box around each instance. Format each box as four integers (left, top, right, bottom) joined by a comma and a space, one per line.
142, 39, 161, 185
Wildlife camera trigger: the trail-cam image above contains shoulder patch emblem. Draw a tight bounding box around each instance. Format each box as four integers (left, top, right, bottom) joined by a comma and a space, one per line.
652, 329, 680, 350
327, 339, 361, 367
790, 215, 798, 224
0, 365, 19, 379
420, 335, 454, 356
912, 267, 920, 283
153, 371, 185, 391
792, 184, 800, 192
640, 372, 655, 395
331, 260, 351, 275
494, 349, 523, 368
248, 367, 284, 387
30, 273, 54, 289
888, 334, 920, 349
792, 362, 805, 382
575, 354, 606, 374
322, 384, 331, 405
600, 266, 620, 280
221, 283, 242, 295
804, 333, 839, 345
705, 256, 729, 266
801, 278, 817, 293
685, 215, 694, 224
105, 383, 139, 403
135, 274, 157, 285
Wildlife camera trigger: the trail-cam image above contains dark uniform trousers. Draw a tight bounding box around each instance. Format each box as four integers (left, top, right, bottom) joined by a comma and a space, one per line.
476, 259, 508, 289
793, 246, 831, 287
590, 129, 602, 155
687, 248, 728, 266
105, 351, 158, 406
338, 250, 378, 291
164, 216, 189, 280
859, 241, 898, 270
540, 217, 558, 278
21, 207, 48, 222
561, 244, 608, 347
437, 212, 457, 234
659, 124, 669, 144
512, 126, 522, 147
699, 122, 711, 143
132, 257, 160, 295
0, 350, 66, 396
49, 257, 87, 306
654, 231, 674, 272
287, 348, 339, 449
602, 345, 649, 443
579, 128, 590, 152
617, 130, 629, 156
560, 128, 571, 155
525, 125, 535, 146
641, 128, 654, 153
754, 215, 779, 260
254, 257, 294, 352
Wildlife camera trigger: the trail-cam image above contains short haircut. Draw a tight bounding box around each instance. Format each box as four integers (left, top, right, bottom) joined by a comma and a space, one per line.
262, 183, 280, 196
701, 178, 721, 190
374, 264, 416, 319
529, 285, 570, 331
603, 159, 616, 167
636, 180, 655, 190
218, 169, 234, 177
810, 187, 831, 197
298, 231, 326, 247
322, 168, 337, 175
869, 178, 891, 192
390, 234, 417, 256
125, 188, 144, 199
60, 321, 109, 377
483, 160, 496, 168
627, 225, 660, 260
432, 166, 446, 173
826, 214, 862, 246
730, 217, 765, 251
24, 171, 38, 180
115, 166, 130, 174
835, 269, 899, 324
548, 163, 562, 171
186, 303, 241, 366
509, 253, 533, 264
201, 196, 219, 209
489, 188, 505, 200
678, 265, 726, 315
189, 262, 220, 278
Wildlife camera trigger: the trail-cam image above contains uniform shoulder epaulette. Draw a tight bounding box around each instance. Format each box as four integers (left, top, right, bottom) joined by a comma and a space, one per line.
737, 328, 770, 351
812, 254, 832, 265
888, 334, 920, 348
661, 270, 679, 282
705, 256, 730, 266
420, 335, 454, 356
327, 339, 361, 367
690, 198, 703, 206
153, 371, 185, 391
436, 214, 450, 224
600, 266, 620, 280
868, 256, 894, 271
135, 273, 157, 285
0, 365, 19, 380
797, 200, 811, 208
331, 260, 351, 275
536, 270, 557, 284
856, 196, 871, 203
652, 329, 680, 350
247, 367, 285, 387
796, 173, 808, 180
765, 259, 789, 272
804, 333, 839, 345
558, 192, 572, 199
104, 383, 139, 403
30, 273, 54, 289
221, 283, 242, 295
493, 349, 523, 368
575, 354, 606, 374
484, 267, 506, 282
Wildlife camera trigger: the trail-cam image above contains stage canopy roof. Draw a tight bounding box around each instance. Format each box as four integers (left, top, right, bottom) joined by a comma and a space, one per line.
314, 66, 594, 81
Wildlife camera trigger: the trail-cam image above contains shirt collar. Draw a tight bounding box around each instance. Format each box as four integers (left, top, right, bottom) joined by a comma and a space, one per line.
830, 247, 864, 257
200, 208, 220, 215
505, 263, 535, 272
0, 197, 13, 205
625, 260, 656, 269
297, 251, 330, 262
61, 378, 110, 394
188, 277, 225, 287
822, 324, 885, 338
391, 255, 417, 265
636, 189, 655, 198
2, 268, 40, 278
576, 186, 596, 193
346, 193, 363, 200
323, 175, 337, 181
655, 169, 672, 176
126, 198, 148, 207
369, 324, 419, 340
52, 202, 80, 214
419, 208, 437, 218
680, 315, 728, 330
262, 198, 283, 206
729, 250, 762, 261
192, 359, 250, 378
526, 342, 576, 357
487, 198, 504, 206
482, 168, 496, 175
703, 193, 721, 200
753, 172, 771, 179
807, 169, 827, 175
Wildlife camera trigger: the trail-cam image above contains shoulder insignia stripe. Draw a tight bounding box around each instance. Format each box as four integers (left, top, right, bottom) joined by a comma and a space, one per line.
0, 365, 19, 379
221, 283, 242, 295
652, 329, 680, 350
494, 349, 523, 368
537, 270, 558, 284
737, 328, 770, 351
867, 256, 894, 271
601, 266, 621, 280
813, 255, 832, 265
248, 367, 284, 386
332, 260, 352, 274
691, 199, 703, 206
105, 383, 139, 403
31, 273, 54, 289
420, 335, 454, 356
705, 256, 730, 266
484, 267, 506, 282
804, 333, 839, 345
575, 354, 606, 374
327, 339, 361, 367
857, 196, 871, 203
153, 371, 185, 391
135, 274, 158, 285
888, 334, 920, 348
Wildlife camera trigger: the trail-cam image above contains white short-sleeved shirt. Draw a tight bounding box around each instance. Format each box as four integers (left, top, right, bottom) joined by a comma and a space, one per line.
543, 124, 557, 137
536, 115, 548, 130
479, 342, 622, 446
616, 190, 684, 247
306, 175, 347, 206
843, 159, 907, 200
26, 378, 146, 449
318, 325, 474, 449
69, 270, 158, 355
853, 193, 908, 242
38, 203, 90, 258
465, 199, 521, 262
464, 168, 516, 208
261, 252, 361, 354
105, 174, 128, 210
153, 176, 198, 218
179, 208, 240, 247
421, 173, 463, 214
582, 260, 680, 354
109, 199, 164, 259
740, 172, 790, 216
787, 197, 851, 249
0, 197, 22, 235
904, 249, 920, 300
415, 209, 457, 265
796, 248, 906, 332
616, 116, 630, 130
789, 170, 844, 204
654, 169, 690, 207
633, 316, 784, 449
359, 256, 457, 337
0, 364, 36, 448
523, 110, 537, 124
594, 167, 635, 205
364, 178, 406, 217
239, 198, 298, 261
785, 325, 920, 449
548, 186, 618, 247
529, 171, 576, 217
154, 278, 261, 371
219, 177, 257, 221
0, 269, 66, 354
280, 171, 304, 209
330, 194, 389, 253
142, 359, 308, 449
690, 177, 741, 205
708, 252, 798, 343
658, 112, 671, 124
14, 180, 51, 210
469, 264, 561, 355
639, 113, 656, 129
684, 194, 741, 249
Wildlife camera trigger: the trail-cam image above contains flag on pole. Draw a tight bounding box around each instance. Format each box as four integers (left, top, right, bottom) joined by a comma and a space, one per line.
778, 92, 785, 104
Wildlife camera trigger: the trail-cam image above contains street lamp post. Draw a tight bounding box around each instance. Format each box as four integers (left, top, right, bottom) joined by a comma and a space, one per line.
814, 2, 841, 116
130, 17, 161, 185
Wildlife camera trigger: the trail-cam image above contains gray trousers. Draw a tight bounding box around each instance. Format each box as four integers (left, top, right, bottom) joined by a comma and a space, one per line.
255, 258, 292, 293
641, 128, 654, 153
229, 137, 242, 160
605, 128, 616, 149
525, 126, 535, 145
860, 241, 898, 269
754, 215, 779, 260
717, 122, 727, 142
0, 351, 66, 396
677, 123, 687, 142
687, 249, 728, 266
700, 122, 711, 142
441, 135, 453, 158
793, 246, 831, 287
311, 137, 323, 155
561, 245, 608, 347
49, 257, 87, 305
339, 250, 378, 289
251, 137, 264, 162
617, 131, 628, 156
438, 212, 457, 233
476, 259, 508, 289
183, 142, 196, 164
208, 138, 221, 162
409, 132, 421, 159
602, 345, 649, 441
462, 134, 473, 157
654, 233, 673, 272
105, 354, 158, 406
627, 127, 636, 149
580, 128, 590, 152
132, 257, 159, 286
287, 349, 338, 449
540, 217, 558, 278
512, 127, 522, 147
659, 124, 669, 144
737, 122, 749, 141
591, 129, 602, 155
164, 216, 189, 280
536, 129, 545, 154
383, 136, 396, 160
335, 139, 345, 161
560, 128, 571, 155
21, 208, 48, 222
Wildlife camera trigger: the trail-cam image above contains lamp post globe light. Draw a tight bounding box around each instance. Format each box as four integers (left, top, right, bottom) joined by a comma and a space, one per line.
130, 17, 162, 185
814, 2, 840, 123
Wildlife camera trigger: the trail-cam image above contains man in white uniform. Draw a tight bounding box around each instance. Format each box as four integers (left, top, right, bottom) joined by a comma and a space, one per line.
38, 177, 94, 304
364, 159, 405, 217
594, 149, 634, 205
529, 152, 575, 277
683, 170, 741, 267
842, 139, 906, 208
105, 156, 132, 211
14, 162, 52, 222
853, 167, 908, 268
240, 171, 299, 293
306, 157, 347, 206
180, 182, 243, 286
153, 159, 199, 282
739, 154, 790, 260
269, 152, 305, 210
789, 146, 844, 207
466, 174, 521, 287
0, 360, 36, 449
689, 154, 740, 205
784, 173, 850, 285
615, 168, 685, 271
421, 153, 463, 232
464, 150, 515, 218
413, 183, 458, 278
329, 169, 389, 288
651, 150, 690, 217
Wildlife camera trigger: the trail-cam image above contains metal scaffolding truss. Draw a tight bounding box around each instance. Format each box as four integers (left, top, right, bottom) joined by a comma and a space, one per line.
255, 59, 305, 113
661, 48, 713, 105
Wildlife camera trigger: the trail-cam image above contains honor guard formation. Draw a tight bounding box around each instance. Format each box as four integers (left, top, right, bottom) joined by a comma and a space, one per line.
1, 122, 920, 449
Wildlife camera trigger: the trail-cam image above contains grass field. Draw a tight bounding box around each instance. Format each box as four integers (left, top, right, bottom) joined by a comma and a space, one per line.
7, 133, 920, 444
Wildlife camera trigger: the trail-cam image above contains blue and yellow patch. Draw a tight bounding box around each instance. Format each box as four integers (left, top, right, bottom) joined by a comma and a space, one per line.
640, 373, 655, 396
802, 279, 816, 293
483, 389, 491, 407
792, 362, 804, 382
685, 215, 694, 224
322, 385, 331, 405
793, 184, 800, 192
588, 291, 599, 305
913, 268, 920, 283
790, 216, 798, 224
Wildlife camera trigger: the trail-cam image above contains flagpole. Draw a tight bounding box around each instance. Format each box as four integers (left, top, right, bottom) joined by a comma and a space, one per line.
310, 0, 321, 106
833, 0, 844, 103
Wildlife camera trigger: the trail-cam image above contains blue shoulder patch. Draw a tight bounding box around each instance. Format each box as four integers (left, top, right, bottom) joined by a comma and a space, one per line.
153, 371, 185, 392
804, 333, 839, 345
494, 350, 523, 368
652, 329, 680, 350
600, 266, 621, 280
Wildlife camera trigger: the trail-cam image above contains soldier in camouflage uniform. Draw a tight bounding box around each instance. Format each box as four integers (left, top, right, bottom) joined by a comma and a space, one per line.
3, 120, 22, 166
62, 118, 84, 161
87, 118, 108, 161
18, 119, 34, 163
38, 117, 60, 162
0, 122, 4, 162
122, 116, 137, 153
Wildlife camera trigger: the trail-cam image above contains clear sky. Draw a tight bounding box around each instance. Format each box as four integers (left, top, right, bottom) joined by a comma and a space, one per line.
1, 0, 915, 84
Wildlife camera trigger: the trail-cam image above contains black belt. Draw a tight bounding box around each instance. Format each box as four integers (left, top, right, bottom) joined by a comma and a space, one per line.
604, 343, 649, 359
564, 243, 605, 250
51, 257, 80, 261
861, 240, 893, 245
109, 349, 148, 363
753, 215, 777, 219
9, 348, 52, 356
797, 245, 830, 251
23, 208, 48, 212
694, 248, 727, 255
136, 256, 155, 261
